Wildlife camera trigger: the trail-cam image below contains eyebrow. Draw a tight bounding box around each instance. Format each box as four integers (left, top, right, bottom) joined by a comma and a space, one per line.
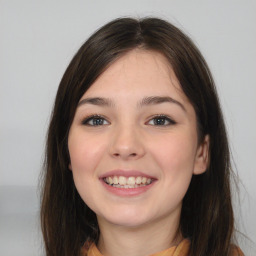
78, 96, 186, 112
78, 97, 114, 107
138, 96, 186, 111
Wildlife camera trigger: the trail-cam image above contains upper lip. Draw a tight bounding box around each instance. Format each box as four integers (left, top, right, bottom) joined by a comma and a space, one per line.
99, 169, 157, 179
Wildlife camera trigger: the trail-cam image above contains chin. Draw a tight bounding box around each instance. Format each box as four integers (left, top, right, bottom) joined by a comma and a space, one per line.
97, 207, 151, 228
108, 216, 149, 228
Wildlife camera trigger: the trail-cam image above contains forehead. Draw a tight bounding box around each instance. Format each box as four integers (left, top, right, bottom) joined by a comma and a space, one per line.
83, 49, 188, 105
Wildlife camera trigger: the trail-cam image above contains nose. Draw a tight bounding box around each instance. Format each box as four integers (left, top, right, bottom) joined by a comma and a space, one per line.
109, 125, 145, 160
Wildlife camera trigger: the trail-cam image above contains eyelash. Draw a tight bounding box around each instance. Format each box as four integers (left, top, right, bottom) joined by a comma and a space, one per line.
81, 115, 109, 126
81, 114, 176, 126
147, 115, 176, 126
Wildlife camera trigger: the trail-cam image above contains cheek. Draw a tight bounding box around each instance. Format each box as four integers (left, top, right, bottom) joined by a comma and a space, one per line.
152, 131, 197, 169
149, 131, 197, 194
68, 132, 106, 176
68, 132, 107, 210
156, 135, 196, 208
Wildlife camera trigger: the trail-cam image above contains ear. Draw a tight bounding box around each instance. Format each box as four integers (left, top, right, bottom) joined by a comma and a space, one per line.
193, 134, 210, 175
68, 163, 72, 171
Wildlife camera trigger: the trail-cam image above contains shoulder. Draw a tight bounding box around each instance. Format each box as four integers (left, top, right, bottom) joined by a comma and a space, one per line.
81, 242, 101, 256
229, 245, 244, 256
80, 241, 90, 256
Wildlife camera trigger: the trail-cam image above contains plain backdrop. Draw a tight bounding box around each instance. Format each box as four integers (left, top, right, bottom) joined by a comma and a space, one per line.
0, 0, 255, 255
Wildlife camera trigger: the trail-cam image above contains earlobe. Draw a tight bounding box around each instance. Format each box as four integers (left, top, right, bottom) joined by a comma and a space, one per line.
193, 134, 210, 175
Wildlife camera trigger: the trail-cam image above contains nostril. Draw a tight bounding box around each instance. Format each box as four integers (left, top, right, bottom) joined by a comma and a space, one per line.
112, 152, 137, 158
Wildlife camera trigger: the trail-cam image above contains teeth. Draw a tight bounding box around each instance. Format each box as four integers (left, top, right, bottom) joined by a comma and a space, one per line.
113, 176, 118, 185
135, 176, 142, 184
104, 175, 153, 188
119, 176, 126, 185
141, 177, 147, 184
127, 177, 135, 185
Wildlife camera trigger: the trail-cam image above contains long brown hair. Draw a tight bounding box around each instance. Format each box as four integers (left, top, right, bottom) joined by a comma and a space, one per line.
41, 17, 235, 255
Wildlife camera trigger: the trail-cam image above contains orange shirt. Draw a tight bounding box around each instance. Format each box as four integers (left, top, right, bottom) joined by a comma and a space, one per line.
81, 239, 244, 256
82, 239, 189, 256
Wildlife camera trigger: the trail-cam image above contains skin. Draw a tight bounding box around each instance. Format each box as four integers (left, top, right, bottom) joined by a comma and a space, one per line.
68, 49, 209, 256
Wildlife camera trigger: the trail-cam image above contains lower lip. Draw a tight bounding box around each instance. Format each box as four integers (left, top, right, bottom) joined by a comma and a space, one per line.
100, 179, 155, 197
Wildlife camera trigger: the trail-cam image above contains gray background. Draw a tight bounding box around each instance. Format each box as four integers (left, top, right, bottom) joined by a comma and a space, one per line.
0, 0, 255, 255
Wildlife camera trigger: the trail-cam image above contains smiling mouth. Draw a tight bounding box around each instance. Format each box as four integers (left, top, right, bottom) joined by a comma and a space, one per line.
103, 176, 153, 188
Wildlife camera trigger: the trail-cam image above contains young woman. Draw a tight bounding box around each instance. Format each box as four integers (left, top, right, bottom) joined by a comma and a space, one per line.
40, 17, 244, 256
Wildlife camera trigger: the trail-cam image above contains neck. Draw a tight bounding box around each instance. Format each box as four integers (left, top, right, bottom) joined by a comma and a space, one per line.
97, 212, 182, 256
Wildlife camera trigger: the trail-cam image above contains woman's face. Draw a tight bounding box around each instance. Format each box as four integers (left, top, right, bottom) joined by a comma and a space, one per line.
68, 50, 209, 229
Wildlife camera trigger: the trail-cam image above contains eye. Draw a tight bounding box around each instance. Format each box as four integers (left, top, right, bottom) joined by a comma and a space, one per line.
147, 115, 176, 126
82, 115, 110, 126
